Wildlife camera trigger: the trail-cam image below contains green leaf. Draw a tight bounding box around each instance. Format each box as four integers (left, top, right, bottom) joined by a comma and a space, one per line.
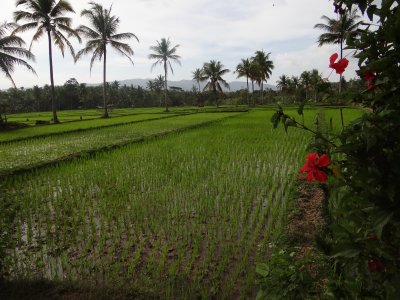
256, 263, 270, 277
256, 290, 265, 300
297, 101, 305, 116
373, 210, 393, 239
331, 248, 360, 258
271, 112, 281, 129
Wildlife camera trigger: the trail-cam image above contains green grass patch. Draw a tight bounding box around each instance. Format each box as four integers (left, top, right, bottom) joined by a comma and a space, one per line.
0, 112, 239, 175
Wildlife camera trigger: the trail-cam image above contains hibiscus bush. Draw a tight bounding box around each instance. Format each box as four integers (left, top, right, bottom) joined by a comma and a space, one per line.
268, 0, 400, 298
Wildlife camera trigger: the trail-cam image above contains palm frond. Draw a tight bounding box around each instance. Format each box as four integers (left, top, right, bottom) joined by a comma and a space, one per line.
111, 32, 139, 43
51, 0, 75, 17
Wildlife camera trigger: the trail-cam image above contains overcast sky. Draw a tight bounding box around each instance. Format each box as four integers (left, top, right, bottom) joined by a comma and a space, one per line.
0, 0, 362, 89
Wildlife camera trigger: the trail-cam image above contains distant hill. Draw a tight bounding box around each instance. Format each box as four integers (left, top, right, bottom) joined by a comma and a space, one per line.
108, 78, 277, 92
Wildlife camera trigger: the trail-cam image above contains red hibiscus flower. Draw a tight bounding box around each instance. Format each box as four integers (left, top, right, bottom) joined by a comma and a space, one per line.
300, 152, 331, 182
368, 258, 383, 272
329, 53, 349, 75
369, 233, 377, 241
364, 71, 377, 91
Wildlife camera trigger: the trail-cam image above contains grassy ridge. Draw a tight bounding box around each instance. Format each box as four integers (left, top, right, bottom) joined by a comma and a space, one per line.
1, 110, 311, 298
0, 113, 178, 143
0, 112, 239, 175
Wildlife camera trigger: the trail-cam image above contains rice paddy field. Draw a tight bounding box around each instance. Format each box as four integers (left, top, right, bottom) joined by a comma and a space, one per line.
0, 106, 362, 298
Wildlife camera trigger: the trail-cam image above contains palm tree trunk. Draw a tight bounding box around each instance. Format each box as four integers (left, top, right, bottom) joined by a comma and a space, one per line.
47, 30, 58, 124
246, 76, 249, 106
260, 81, 264, 105
163, 60, 168, 112
251, 80, 255, 107
213, 82, 218, 108
103, 46, 109, 118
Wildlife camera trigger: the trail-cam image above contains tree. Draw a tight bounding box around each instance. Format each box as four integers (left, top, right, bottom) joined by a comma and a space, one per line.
0, 21, 35, 126
252, 50, 274, 104
14, 0, 81, 123
248, 60, 259, 106
314, 9, 361, 92
310, 69, 323, 102
300, 71, 312, 100
76, 2, 138, 118
201, 60, 230, 107
192, 68, 203, 93
235, 58, 252, 106
0, 22, 35, 88
276, 75, 289, 93
148, 38, 181, 112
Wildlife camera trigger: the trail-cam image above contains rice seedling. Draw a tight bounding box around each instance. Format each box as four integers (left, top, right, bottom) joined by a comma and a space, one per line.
1, 109, 318, 298
0, 112, 239, 175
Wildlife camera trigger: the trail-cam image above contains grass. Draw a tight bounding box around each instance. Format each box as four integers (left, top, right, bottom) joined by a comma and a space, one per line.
5, 106, 248, 125
1, 109, 314, 298
0, 106, 364, 298
0, 113, 177, 143
0, 112, 239, 175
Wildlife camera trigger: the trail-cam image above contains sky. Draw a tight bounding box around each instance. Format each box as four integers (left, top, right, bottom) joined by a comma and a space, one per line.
0, 0, 362, 89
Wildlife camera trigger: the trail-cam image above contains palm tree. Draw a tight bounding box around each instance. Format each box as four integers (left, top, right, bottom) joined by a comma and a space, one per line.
300, 71, 312, 100
192, 68, 203, 93
314, 9, 361, 92
0, 22, 35, 88
0, 21, 36, 126
310, 69, 323, 102
276, 75, 289, 93
76, 2, 138, 118
148, 38, 181, 112
248, 60, 259, 107
252, 50, 274, 105
201, 60, 230, 107
235, 58, 252, 106
14, 0, 81, 123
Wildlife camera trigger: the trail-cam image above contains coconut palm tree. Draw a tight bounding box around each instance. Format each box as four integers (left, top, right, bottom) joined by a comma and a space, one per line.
235, 58, 252, 106
248, 60, 260, 106
300, 71, 312, 100
0, 21, 36, 126
148, 38, 181, 112
314, 9, 361, 92
276, 75, 289, 93
310, 69, 323, 102
0, 22, 35, 88
252, 50, 274, 105
75, 2, 138, 118
201, 60, 230, 107
192, 68, 203, 93
14, 0, 81, 123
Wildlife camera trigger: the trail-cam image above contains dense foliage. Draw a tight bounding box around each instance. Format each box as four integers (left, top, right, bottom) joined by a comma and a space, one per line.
267, 0, 400, 298
326, 0, 400, 298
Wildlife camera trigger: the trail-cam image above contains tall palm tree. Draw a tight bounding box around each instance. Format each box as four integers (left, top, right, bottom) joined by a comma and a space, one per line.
314, 9, 361, 92
201, 60, 230, 107
0, 22, 35, 88
192, 68, 203, 93
248, 60, 260, 107
148, 38, 181, 112
252, 50, 274, 105
14, 0, 81, 123
76, 2, 138, 118
235, 58, 252, 106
